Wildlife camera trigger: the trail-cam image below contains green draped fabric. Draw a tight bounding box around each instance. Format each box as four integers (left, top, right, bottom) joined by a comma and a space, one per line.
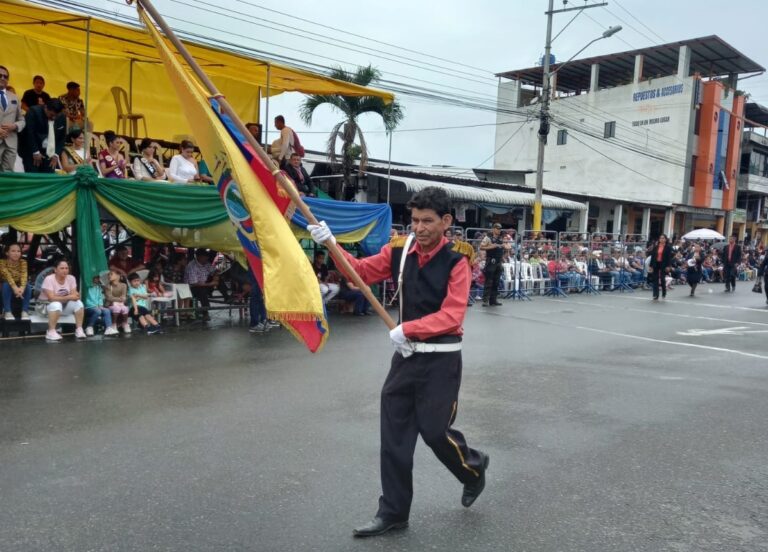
0, 170, 391, 289
73, 166, 109, 287
95, 179, 229, 228
0, 173, 75, 218
0, 169, 233, 286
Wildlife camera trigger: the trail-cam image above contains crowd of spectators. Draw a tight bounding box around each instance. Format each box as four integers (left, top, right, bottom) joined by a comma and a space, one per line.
0, 70, 313, 199
433, 227, 768, 301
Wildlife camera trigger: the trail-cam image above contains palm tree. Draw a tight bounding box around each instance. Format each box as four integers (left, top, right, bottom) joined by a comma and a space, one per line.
299, 65, 403, 198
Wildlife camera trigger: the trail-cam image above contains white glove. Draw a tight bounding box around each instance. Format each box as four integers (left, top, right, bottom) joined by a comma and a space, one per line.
306, 221, 335, 245
389, 324, 414, 358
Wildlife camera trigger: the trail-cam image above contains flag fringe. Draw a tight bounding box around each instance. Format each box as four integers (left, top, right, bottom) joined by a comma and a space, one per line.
267, 310, 325, 323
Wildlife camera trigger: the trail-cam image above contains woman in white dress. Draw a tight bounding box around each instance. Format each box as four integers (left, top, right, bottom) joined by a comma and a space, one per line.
59, 127, 90, 174
168, 140, 213, 184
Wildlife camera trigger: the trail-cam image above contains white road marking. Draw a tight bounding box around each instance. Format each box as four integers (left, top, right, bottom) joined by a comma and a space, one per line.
572, 325, 768, 361
610, 294, 768, 313
544, 297, 768, 327
677, 327, 768, 336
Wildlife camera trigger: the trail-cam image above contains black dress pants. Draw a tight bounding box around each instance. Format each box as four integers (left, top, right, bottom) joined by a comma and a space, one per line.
482, 260, 503, 303
376, 350, 483, 522
651, 268, 666, 298
723, 265, 737, 290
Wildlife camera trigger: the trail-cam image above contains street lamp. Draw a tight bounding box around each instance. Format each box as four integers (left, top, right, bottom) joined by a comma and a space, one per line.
531, 2, 622, 232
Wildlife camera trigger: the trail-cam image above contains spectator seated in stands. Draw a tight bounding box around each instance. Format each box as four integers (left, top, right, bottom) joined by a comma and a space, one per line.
246, 122, 262, 145
59, 127, 89, 174
284, 153, 315, 196
41, 258, 86, 342
1, 242, 32, 320
168, 140, 213, 184
20, 75, 50, 112
99, 130, 128, 179
146, 269, 173, 298
337, 276, 370, 316
109, 245, 145, 277
84, 273, 118, 336
184, 248, 218, 322
133, 138, 166, 181
58, 81, 85, 130
563, 257, 586, 291
312, 250, 339, 304
127, 272, 161, 334
105, 269, 131, 334
588, 251, 613, 290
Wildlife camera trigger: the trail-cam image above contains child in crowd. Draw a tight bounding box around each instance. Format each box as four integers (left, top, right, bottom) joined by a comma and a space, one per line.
0, 242, 32, 320
84, 274, 118, 336
146, 270, 173, 298
127, 272, 161, 334
105, 269, 131, 333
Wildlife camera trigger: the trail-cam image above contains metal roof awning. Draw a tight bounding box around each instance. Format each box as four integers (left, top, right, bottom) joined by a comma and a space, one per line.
390, 175, 587, 210
497, 35, 765, 93
745, 103, 768, 128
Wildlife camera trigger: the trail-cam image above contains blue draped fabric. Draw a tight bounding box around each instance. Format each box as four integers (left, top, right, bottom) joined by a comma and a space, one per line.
293, 197, 392, 255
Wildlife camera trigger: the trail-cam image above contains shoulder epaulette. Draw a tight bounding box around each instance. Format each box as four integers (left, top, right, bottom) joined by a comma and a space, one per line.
389, 235, 408, 248
452, 240, 476, 264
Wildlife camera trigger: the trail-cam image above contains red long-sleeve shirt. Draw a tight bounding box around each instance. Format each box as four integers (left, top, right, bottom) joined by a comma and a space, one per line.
338, 236, 470, 341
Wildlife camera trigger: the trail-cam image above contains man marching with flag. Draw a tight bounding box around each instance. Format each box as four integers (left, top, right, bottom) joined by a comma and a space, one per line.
309, 186, 490, 537
135, 0, 488, 536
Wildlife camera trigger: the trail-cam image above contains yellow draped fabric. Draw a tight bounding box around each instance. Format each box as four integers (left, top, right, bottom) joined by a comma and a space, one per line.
0, 192, 76, 234
95, 194, 242, 252
0, 0, 394, 139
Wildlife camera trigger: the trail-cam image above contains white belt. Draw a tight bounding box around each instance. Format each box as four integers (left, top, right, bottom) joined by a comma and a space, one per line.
410, 342, 462, 353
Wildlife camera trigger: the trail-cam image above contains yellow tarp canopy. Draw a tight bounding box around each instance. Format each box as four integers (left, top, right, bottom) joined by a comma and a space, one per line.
0, 0, 394, 139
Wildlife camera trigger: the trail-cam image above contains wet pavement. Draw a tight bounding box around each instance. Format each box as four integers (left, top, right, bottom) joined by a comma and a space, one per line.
1, 282, 768, 551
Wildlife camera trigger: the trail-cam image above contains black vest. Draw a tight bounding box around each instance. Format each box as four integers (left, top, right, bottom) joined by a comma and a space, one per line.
391, 241, 465, 343
486, 234, 504, 261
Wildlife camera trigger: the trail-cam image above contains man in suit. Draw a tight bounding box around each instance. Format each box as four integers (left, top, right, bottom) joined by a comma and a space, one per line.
284, 152, 316, 196
0, 66, 26, 172
722, 234, 742, 293
19, 98, 66, 173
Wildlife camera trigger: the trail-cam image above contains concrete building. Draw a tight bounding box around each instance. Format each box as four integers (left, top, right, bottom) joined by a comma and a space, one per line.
738, 103, 768, 245
494, 36, 765, 239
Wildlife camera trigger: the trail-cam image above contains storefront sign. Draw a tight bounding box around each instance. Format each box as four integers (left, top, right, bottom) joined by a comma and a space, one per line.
632, 83, 684, 102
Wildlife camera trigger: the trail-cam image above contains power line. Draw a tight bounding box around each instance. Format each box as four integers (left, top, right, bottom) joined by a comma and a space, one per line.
612, 0, 667, 44
566, 130, 684, 193
582, 10, 636, 50
300, 121, 525, 135
439, 119, 531, 176
166, 0, 500, 87
598, 4, 659, 45
231, 0, 497, 76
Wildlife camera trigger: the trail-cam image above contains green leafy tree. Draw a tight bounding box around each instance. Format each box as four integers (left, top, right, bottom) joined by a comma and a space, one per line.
299, 65, 403, 197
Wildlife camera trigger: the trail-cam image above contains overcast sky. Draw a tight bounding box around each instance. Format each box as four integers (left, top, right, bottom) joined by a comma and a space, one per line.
81, 0, 768, 169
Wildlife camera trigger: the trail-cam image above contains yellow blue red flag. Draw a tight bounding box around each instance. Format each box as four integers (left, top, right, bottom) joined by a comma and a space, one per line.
140, 8, 328, 352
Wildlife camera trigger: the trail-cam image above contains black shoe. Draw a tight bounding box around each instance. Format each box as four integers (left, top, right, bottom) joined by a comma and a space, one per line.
352, 517, 409, 538
490, 301, 502, 306
481, 302, 489, 307
725, 287, 731, 293
461, 452, 490, 508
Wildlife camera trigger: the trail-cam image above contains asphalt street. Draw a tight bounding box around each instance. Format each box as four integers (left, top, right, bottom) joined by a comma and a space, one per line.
1, 281, 767, 552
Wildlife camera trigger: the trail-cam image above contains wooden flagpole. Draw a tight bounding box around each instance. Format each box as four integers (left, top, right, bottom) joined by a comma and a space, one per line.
130, 0, 397, 330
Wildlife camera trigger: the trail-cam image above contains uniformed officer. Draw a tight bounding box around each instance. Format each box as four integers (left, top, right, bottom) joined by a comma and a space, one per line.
308, 187, 489, 538
479, 223, 507, 306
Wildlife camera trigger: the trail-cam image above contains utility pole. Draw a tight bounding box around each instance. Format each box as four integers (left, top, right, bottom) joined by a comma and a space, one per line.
532, 0, 610, 232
